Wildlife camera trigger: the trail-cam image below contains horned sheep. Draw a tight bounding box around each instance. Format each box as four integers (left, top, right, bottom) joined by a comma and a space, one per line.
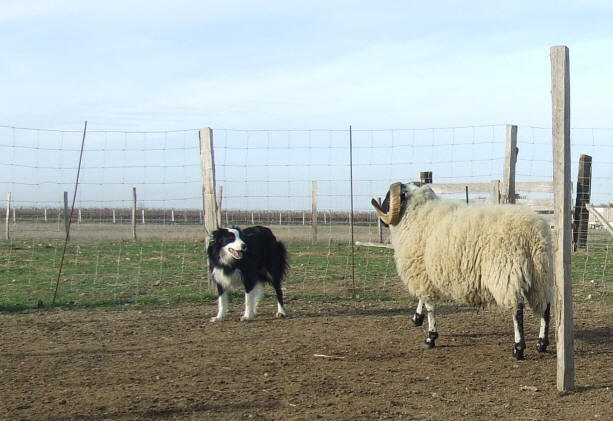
371, 182, 553, 360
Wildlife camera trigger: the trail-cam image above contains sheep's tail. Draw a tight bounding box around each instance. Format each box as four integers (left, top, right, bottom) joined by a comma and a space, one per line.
524, 222, 554, 316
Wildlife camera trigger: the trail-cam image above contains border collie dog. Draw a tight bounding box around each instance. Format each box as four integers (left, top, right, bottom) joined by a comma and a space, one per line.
207, 226, 289, 322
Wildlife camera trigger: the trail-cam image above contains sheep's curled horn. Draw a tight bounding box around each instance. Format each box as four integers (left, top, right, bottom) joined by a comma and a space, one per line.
371, 182, 403, 226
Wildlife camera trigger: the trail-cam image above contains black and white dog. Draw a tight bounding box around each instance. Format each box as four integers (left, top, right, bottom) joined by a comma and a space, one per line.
207, 226, 289, 322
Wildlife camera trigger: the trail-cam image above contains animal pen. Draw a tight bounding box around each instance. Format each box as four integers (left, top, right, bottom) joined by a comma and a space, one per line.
1, 47, 612, 393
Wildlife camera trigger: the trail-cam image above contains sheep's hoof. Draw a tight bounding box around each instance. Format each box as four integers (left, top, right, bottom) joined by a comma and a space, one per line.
513, 342, 526, 360
412, 312, 425, 326
536, 338, 549, 353
424, 331, 438, 349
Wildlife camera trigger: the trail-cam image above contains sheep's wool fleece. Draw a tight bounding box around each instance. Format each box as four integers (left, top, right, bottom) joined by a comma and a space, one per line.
389, 186, 552, 314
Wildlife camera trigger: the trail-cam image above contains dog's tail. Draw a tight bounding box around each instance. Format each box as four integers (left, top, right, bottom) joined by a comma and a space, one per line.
276, 240, 289, 281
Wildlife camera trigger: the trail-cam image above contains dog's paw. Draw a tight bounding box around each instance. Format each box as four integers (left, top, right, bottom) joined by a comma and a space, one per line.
274, 312, 287, 319
240, 315, 254, 321
209, 316, 223, 323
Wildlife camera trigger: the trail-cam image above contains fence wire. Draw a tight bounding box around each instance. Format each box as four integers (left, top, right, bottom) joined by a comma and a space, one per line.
0, 124, 611, 311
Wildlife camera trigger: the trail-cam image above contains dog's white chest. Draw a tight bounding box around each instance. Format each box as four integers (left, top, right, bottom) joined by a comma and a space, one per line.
212, 267, 244, 289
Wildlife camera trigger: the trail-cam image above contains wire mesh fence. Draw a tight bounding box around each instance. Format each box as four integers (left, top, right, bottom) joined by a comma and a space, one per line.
1, 124, 611, 311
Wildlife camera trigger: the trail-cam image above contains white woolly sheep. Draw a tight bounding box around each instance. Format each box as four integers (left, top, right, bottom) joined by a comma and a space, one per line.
371, 182, 553, 360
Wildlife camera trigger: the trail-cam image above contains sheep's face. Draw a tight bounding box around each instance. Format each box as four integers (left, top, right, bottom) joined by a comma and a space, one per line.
375, 182, 420, 227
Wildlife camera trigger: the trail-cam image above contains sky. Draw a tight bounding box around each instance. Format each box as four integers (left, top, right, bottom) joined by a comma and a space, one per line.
1, 1, 613, 211
2, 0, 613, 132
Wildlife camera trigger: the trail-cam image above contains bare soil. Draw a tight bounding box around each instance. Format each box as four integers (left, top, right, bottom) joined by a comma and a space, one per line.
1, 299, 611, 420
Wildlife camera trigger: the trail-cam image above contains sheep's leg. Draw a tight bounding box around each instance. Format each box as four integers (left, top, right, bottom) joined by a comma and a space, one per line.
536, 302, 551, 352
512, 302, 526, 360
412, 299, 425, 326
423, 302, 439, 349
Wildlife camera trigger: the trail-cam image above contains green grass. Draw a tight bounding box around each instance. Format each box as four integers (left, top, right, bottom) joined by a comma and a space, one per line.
1, 233, 611, 313
0, 239, 213, 312
571, 232, 613, 305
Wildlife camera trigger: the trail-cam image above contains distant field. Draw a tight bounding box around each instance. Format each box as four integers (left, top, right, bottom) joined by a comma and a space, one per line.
3, 220, 388, 242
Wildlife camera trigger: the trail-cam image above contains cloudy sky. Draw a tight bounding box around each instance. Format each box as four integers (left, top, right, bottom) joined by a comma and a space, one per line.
2, 1, 613, 131
2, 1, 613, 210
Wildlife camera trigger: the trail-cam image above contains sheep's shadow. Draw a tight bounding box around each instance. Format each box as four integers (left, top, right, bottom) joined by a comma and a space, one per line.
575, 326, 613, 345
294, 303, 475, 319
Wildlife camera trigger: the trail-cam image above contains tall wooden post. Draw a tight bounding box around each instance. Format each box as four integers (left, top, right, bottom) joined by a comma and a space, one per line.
131, 187, 137, 240
199, 127, 219, 247
503, 124, 518, 204
312, 181, 318, 244
572, 154, 592, 250
551, 45, 574, 392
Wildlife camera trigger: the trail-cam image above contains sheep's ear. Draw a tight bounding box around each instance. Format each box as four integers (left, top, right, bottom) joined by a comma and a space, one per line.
418, 185, 437, 200
406, 182, 421, 193
406, 184, 437, 209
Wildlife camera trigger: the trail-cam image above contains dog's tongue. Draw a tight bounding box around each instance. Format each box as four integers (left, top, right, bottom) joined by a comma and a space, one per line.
230, 248, 243, 259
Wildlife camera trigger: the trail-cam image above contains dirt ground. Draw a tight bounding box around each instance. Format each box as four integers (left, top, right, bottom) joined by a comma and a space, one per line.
1, 298, 611, 420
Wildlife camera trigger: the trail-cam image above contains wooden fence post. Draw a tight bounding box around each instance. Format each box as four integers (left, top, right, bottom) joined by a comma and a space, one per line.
551, 45, 574, 392
131, 187, 137, 240
216, 185, 223, 228
63, 191, 70, 242
572, 154, 592, 250
503, 124, 518, 204
420, 171, 432, 185
312, 181, 318, 244
5, 192, 10, 240
490, 180, 501, 204
199, 127, 219, 246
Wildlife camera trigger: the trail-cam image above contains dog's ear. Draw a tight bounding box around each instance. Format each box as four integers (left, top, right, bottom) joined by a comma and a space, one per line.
209, 228, 222, 244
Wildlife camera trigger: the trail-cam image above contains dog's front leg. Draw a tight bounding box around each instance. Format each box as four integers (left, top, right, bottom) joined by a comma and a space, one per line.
241, 283, 264, 321
210, 286, 229, 322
